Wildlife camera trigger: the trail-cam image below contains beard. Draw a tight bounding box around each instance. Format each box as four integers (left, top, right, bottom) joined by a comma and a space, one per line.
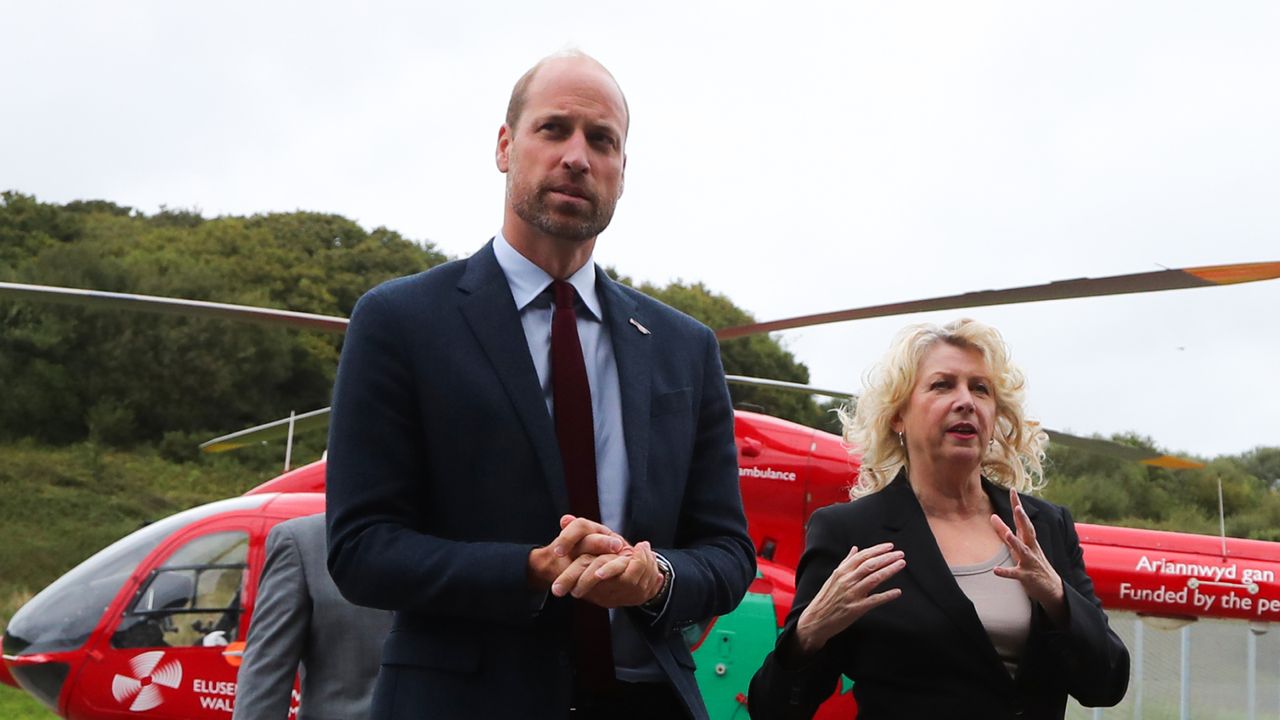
507, 177, 618, 242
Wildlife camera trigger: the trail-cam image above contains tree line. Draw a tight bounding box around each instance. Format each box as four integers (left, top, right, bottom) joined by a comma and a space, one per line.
0, 192, 824, 449
2, 192, 1277, 538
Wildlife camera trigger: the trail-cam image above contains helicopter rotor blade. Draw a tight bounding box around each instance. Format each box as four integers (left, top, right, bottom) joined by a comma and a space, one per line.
5, 271, 1225, 470
726, 375, 854, 400
1041, 429, 1204, 470
726, 375, 1204, 470
0, 282, 349, 334
8, 262, 1277, 341
715, 261, 1280, 340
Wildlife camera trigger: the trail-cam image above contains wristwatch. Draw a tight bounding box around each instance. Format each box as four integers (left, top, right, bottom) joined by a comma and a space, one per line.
642, 553, 673, 612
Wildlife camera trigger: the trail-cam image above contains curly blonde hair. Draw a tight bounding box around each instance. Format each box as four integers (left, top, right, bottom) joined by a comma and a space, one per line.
839, 319, 1047, 498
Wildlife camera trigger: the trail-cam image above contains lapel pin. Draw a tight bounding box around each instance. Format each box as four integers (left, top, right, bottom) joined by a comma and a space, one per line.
629, 318, 651, 335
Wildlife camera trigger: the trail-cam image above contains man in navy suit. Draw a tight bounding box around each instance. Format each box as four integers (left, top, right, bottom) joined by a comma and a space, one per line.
326, 51, 755, 719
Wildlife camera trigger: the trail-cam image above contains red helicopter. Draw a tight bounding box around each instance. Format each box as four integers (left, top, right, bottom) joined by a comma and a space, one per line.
2, 261, 1279, 719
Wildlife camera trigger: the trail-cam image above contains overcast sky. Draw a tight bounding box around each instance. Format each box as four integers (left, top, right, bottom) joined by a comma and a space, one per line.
3, 1, 1278, 460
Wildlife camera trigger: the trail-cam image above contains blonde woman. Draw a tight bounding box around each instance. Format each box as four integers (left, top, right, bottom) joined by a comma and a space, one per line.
749, 319, 1128, 719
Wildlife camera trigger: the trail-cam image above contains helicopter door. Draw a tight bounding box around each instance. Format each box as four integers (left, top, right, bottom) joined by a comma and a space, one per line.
73, 526, 253, 719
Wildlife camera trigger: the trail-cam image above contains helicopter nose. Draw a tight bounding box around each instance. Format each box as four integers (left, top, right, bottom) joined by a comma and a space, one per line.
0, 636, 18, 688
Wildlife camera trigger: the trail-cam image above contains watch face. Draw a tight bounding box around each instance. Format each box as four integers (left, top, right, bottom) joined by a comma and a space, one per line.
642, 555, 672, 610
656, 555, 672, 583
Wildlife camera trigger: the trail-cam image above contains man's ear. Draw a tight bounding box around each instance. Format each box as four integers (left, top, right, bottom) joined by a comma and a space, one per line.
496, 124, 512, 173
618, 152, 626, 196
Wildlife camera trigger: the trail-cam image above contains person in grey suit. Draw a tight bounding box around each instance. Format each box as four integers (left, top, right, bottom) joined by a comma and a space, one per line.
232, 513, 392, 720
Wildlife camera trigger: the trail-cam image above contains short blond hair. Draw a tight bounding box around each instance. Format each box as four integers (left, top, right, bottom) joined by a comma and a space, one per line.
840, 319, 1046, 498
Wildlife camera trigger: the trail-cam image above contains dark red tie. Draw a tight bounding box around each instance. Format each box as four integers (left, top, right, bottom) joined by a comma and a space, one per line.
550, 279, 615, 690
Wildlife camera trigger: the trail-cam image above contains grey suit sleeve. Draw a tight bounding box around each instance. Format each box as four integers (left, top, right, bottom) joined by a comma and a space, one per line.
232, 523, 309, 720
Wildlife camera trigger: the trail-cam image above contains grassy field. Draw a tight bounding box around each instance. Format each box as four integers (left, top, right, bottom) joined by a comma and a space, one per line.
0, 685, 56, 719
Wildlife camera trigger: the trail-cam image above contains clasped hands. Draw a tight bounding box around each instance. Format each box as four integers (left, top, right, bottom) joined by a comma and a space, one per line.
527, 515, 665, 609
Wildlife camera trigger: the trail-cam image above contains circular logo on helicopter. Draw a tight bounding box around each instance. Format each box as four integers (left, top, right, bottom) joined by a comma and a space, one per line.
111, 651, 184, 712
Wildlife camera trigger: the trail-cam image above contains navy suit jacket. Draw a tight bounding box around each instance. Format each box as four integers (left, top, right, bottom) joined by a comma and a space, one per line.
326, 241, 756, 719
749, 474, 1129, 720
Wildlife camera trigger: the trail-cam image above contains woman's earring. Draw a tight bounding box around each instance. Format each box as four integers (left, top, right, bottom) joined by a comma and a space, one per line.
897, 431, 905, 448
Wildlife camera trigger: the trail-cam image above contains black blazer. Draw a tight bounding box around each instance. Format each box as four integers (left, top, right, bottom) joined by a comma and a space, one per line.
749, 473, 1129, 720
326, 241, 756, 720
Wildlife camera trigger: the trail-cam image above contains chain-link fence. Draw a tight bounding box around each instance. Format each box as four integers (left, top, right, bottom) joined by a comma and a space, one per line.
1068, 611, 1280, 720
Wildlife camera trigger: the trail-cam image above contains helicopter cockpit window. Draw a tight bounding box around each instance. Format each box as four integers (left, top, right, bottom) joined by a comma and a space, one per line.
112, 530, 249, 650
3, 495, 269, 658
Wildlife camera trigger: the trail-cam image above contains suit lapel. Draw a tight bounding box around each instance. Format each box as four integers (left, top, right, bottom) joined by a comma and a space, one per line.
882, 473, 1016, 689
456, 241, 569, 514
596, 274, 652, 535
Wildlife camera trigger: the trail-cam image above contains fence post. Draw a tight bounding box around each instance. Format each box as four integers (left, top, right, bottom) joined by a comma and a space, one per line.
1180, 624, 1191, 720
1247, 627, 1257, 720
1132, 618, 1144, 720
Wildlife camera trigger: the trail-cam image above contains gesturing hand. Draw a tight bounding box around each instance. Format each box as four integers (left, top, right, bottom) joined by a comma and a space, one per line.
794, 543, 905, 656
990, 489, 1067, 626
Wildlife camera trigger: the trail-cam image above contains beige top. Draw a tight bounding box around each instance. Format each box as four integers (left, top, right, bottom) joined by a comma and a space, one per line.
951, 546, 1032, 676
